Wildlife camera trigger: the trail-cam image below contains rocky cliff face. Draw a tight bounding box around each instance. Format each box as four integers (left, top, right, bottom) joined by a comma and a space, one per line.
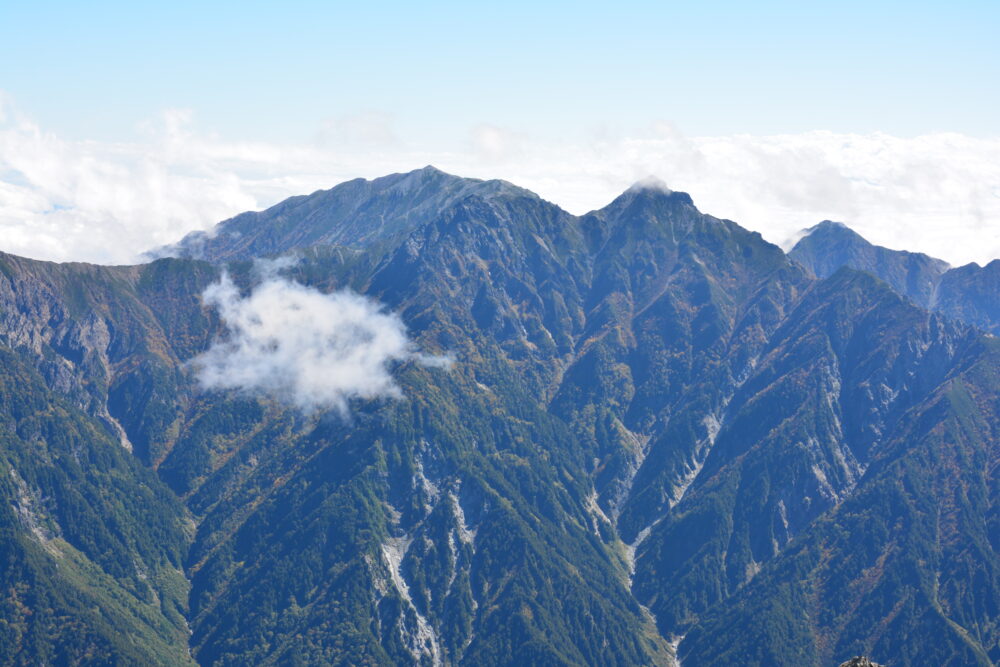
1, 168, 998, 665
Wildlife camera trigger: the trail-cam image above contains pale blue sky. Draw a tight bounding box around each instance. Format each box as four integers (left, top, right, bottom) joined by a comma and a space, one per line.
2, 0, 998, 145
2, 1, 1000, 267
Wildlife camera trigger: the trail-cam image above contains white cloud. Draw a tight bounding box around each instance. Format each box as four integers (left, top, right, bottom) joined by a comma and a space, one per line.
1, 95, 999, 266
485, 130, 1000, 267
189, 273, 449, 413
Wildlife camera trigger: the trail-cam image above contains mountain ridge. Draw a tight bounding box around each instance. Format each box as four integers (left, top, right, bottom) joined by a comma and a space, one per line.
158, 166, 541, 264
790, 219, 1000, 335
0, 169, 997, 665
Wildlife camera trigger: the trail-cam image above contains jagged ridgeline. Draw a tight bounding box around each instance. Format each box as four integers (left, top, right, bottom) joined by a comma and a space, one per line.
0, 166, 997, 666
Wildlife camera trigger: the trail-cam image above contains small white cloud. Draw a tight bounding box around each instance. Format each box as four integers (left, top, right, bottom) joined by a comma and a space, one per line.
189, 273, 449, 414
252, 254, 299, 281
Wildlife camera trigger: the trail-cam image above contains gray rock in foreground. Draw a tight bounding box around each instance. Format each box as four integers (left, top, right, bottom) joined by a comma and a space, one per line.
839, 657, 885, 667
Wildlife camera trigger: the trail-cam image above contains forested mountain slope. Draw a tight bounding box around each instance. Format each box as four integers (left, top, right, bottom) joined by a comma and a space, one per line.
0, 167, 997, 665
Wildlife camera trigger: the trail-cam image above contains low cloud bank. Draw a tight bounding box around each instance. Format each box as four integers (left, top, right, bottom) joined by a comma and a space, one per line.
1, 98, 999, 266
190, 273, 448, 413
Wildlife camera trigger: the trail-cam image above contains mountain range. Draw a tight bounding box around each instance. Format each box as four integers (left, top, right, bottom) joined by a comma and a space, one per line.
1, 166, 997, 665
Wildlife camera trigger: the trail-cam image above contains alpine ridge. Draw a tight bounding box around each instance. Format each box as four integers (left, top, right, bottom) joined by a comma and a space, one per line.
791, 219, 1000, 334
0, 167, 997, 666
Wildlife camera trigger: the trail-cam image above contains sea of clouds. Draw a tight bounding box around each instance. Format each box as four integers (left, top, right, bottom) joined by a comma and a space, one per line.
1, 99, 999, 267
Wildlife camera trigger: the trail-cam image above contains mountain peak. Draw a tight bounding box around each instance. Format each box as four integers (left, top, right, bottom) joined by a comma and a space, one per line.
809, 219, 851, 232
801, 219, 866, 242
790, 219, 949, 307
158, 167, 546, 262
369, 164, 461, 191
604, 179, 695, 213
792, 219, 949, 271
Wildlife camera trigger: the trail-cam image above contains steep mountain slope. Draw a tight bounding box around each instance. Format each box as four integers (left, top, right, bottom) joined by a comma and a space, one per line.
633, 269, 976, 643
0, 251, 222, 468
0, 342, 192, 665
1, 180, 677, 665
789, 220, 949, 307
681, 334, 1000, 666
935, 259, 1000, 335
562, 184, 808, 544
162, 166, 537, 263
0, 167, 998, 665
790, 220, 1000, 335
169, 184, 675, 665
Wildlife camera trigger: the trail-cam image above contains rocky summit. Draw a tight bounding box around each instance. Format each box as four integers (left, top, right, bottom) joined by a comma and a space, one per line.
1, 167, 997, 666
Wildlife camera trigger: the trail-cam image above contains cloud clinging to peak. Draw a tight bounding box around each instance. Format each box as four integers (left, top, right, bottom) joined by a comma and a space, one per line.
189, 273, 449, 414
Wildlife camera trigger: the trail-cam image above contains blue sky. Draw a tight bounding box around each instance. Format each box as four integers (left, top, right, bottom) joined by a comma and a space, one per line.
1, 1, 999, 266
2, 1, 998, 144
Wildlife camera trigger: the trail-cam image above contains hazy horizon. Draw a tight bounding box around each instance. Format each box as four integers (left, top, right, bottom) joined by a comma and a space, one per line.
2, 1, 998, 265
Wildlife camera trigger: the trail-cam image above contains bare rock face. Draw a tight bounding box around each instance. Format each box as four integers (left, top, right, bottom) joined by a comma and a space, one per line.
839, 657, 885, 667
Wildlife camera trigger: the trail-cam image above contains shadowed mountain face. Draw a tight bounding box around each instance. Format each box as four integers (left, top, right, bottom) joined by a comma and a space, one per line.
790, 220, 1000, 334
1, 168, 998, 666
935, 259, 1000, 335
789, 220, 950, 307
